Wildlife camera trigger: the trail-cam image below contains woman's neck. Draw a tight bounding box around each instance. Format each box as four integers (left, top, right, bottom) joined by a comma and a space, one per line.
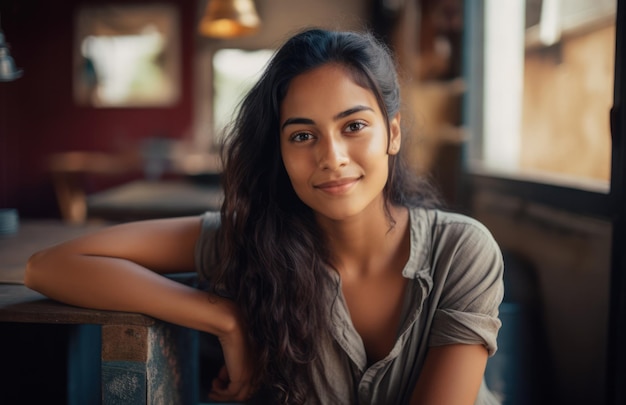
317, 201, 410, 279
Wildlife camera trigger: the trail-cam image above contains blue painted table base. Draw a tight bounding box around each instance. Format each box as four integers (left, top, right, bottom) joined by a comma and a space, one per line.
101, 323, 199, 405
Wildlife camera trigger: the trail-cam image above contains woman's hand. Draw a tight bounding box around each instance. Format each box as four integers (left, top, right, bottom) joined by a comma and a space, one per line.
208, 303, 257, 402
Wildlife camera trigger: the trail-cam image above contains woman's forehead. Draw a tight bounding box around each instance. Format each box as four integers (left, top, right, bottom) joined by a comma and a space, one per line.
280, 64, 381, 118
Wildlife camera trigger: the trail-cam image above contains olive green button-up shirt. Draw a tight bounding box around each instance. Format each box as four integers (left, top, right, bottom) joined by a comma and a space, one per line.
196, 208, 504, 404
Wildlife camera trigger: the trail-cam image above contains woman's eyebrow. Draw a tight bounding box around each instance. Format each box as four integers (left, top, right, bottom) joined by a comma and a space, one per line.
281, 117, 315, 131
333, 105, 374, 120
281, 105, 374, 131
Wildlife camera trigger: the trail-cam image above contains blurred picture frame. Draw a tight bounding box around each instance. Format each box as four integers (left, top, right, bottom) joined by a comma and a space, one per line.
73, 4, 181, 108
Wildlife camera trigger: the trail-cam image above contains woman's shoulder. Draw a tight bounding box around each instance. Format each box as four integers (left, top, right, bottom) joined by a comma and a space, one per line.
195, 211, 222, 276
407, 207, 503, 282
199, 210, 221, 232
410, 207, 497, 245
408, 207, 504, 304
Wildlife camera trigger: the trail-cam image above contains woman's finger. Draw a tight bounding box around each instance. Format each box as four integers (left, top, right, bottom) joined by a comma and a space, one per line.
208, 366, 253, 402
208, 384, 251, 402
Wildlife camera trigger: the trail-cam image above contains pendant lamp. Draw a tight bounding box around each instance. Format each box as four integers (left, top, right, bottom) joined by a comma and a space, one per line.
0, 14, 22, 82
199, 0, 261, 38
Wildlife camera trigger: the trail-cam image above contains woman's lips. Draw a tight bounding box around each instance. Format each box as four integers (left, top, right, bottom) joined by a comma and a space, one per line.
314, 177, 361, 195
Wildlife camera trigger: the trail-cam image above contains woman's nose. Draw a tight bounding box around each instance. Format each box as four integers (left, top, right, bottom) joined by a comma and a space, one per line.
317, 135, 349, 170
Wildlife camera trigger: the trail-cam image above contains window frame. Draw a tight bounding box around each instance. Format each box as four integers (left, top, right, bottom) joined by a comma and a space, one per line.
462, 1, 626, 403
606, 0, 626, 403
461, 0, 614, 220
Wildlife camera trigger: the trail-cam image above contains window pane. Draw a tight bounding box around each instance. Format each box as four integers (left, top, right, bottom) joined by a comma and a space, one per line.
468, 0, 616, 192
212, 49, 273, 144
74, 4, 181, 108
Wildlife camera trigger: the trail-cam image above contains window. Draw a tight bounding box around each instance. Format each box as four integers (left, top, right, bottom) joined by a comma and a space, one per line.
465, 0, 616, 192
211, 48, 274, 144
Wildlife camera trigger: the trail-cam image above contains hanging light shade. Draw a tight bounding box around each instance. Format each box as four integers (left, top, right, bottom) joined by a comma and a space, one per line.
0, 30, 22, 82
198, 0, 261, 38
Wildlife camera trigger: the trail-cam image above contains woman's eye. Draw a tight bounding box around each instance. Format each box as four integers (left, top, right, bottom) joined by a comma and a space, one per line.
346, 121, 366, 133
290, 132, 313, 142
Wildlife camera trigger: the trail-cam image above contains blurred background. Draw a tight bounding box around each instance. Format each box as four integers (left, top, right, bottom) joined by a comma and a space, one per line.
0, 0, 624, 404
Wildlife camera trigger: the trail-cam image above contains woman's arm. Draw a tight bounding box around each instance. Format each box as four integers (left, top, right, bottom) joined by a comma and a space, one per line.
24, 217, 225, 331
24, 217, 255, 401
410, 344, 488, 405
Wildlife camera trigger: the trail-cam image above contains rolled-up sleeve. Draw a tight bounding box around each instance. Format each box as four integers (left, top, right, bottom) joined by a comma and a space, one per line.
194, 210, 221, 278
429, 219, 504, 356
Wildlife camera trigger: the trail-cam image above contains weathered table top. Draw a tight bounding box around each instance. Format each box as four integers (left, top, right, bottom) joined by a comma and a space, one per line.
0, 219, 106, 283
0, 219, 153, 325
0, 283, 154, 325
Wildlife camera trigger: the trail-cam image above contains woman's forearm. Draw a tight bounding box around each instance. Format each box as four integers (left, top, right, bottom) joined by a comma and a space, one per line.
25, 248, 238, 337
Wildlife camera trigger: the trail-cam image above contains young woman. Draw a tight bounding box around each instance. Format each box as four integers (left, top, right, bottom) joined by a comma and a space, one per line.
25, 29, 504, 404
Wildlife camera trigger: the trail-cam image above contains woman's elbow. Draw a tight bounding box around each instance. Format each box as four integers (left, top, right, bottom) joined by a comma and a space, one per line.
24, 249, 51, 291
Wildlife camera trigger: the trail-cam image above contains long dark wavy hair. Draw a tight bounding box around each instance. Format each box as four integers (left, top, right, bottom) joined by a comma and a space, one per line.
203, 28, 440, 404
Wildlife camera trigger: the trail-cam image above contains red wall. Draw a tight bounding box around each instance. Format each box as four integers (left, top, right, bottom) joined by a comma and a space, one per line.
0, 0, 195, 218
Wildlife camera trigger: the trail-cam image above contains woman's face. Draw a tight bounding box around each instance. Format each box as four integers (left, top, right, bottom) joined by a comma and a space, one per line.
279, 63, 401, 222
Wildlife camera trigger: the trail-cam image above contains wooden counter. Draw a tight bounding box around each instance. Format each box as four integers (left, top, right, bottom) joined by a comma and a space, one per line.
0, 220, 200, 404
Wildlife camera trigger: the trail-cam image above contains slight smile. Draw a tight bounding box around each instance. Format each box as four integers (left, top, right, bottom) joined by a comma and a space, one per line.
314, 177, 362, 195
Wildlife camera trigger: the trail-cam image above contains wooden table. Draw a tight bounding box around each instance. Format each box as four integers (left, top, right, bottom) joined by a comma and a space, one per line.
87, 179, 223, 222
0, 221, 201, 404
